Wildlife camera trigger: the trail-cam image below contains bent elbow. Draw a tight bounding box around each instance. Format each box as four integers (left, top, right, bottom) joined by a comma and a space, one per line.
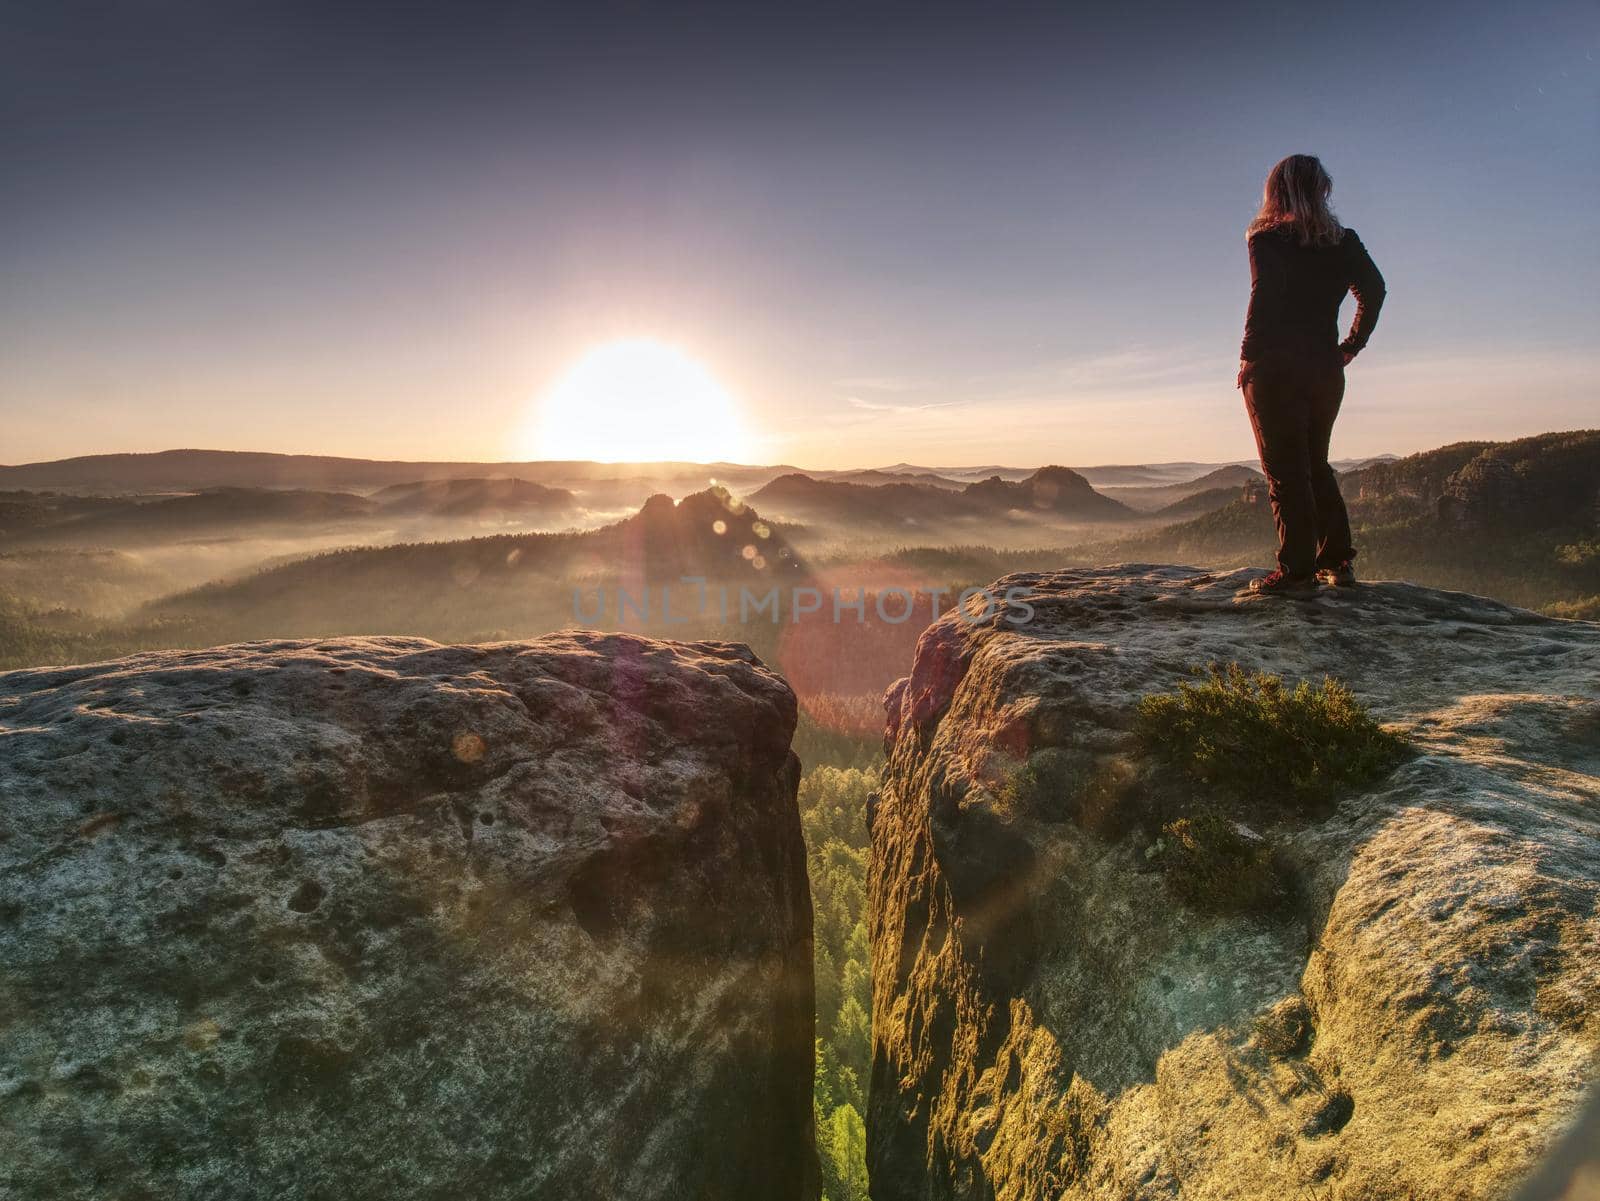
1353, 280, 1386, 311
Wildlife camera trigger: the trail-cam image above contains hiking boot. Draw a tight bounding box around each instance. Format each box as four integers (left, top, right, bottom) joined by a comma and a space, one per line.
1248, 570, 1318, 598
1317, 560, 1357, 588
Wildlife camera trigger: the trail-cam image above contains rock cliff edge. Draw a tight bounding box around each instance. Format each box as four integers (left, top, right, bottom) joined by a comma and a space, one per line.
1, 632, 817, 1201
870, 566, 1599, 1200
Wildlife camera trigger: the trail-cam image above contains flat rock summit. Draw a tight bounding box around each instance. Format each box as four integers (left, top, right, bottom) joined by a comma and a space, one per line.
871, 566, 1599, 1200
0, 632, 817, 1201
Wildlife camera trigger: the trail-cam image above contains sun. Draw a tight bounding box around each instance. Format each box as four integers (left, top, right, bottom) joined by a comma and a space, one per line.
528, 339, 753, 463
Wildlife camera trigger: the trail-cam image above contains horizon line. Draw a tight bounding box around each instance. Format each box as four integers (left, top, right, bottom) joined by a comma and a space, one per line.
0, 444, 1421, 476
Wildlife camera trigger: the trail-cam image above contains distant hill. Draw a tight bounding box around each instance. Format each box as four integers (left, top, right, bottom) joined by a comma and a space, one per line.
1084, 430, 1600, 610
0, 487, 376, 546
749, 474, 976, 528
960, 466, 1136, 520
1087, 496, 1274, 565
612, 488, 804, 582
1066, 461, 1253, 488
138, 487, 803, 643
0, 448, 1403, 500
870, 462, 1037, 483
0, 449, 797, 495
872, 459, 1388, 488
1342, 431, 1600, 532
1101, 465, 1264, 511
1333, 454, 1400, 472
751, 466, 1136, 528
817, 468, 966, 490
1146, 485, 1246, 522
0, 492, 126, 539
372, 477, 577, 519
1065, 458, 1381, 488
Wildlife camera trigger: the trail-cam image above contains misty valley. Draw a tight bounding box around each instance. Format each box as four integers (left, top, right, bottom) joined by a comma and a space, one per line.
5, 434, 1598, 688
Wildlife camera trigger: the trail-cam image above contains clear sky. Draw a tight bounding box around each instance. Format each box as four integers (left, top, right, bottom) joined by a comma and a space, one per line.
3, 0, 1596, 469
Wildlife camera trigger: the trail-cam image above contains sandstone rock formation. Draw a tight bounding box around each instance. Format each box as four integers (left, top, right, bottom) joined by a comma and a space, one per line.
0, 632, 817, 1200
870, 566, 1600, 1200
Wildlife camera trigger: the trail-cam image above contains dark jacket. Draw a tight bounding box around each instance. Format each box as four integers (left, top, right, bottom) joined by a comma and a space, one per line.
1240, 225, 1386, 363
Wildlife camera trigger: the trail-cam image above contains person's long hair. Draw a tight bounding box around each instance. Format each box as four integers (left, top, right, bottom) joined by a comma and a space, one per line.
1248, 154, 1343, 247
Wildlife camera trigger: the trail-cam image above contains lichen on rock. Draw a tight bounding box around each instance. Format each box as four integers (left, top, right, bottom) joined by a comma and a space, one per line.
869, 566, 1600, 1200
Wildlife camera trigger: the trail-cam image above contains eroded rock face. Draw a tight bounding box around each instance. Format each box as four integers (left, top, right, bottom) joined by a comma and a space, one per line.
0, 632, 817, 1201
870, 567, 1600, 1201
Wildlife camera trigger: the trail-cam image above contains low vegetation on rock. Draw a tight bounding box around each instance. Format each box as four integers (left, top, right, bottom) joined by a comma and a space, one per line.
1135, 662, 1409, 807
1150, 810, 1288, 913
1546, 594, 1600, 621
1133, 662, 1409, 912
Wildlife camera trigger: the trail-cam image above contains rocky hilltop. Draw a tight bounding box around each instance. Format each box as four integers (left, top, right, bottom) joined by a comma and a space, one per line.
870, 566, 1599, 1200
0, 633, 818, 1200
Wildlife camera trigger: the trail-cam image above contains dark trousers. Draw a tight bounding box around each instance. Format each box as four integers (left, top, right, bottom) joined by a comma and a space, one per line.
1241, 354, 1354, 578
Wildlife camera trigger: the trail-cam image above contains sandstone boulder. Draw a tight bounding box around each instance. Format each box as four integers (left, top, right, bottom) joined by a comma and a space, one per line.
0, 632, 817, 1200
870, 566, 1600, 1200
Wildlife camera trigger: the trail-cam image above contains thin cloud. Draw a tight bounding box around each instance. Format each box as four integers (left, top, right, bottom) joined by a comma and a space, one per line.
845, 395, 964, 415
830, 375, 926, 392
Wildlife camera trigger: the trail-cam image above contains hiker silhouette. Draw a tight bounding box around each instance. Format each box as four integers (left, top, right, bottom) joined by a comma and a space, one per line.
1237, 154, 1386, 597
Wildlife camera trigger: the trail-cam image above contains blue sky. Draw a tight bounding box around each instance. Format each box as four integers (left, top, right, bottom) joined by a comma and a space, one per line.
2, 0, 1595, 467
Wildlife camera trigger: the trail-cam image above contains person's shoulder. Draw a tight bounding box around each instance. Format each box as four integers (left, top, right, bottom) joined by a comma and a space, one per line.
1339, 226, 1364, 246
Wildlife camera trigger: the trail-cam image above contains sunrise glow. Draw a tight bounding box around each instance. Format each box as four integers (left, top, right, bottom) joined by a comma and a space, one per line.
529, 339, 752, 463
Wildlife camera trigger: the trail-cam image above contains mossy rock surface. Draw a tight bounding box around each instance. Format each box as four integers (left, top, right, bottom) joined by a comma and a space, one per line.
871, 566, 1600, 1201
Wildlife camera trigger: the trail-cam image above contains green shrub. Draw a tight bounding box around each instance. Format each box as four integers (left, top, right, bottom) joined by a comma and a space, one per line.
1133, 664, 1407, 914
1134, 663, 1407, 810
1555, 539, 1600, 567
1543, 594, 1600, 621
1151, 810, 1289, 913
